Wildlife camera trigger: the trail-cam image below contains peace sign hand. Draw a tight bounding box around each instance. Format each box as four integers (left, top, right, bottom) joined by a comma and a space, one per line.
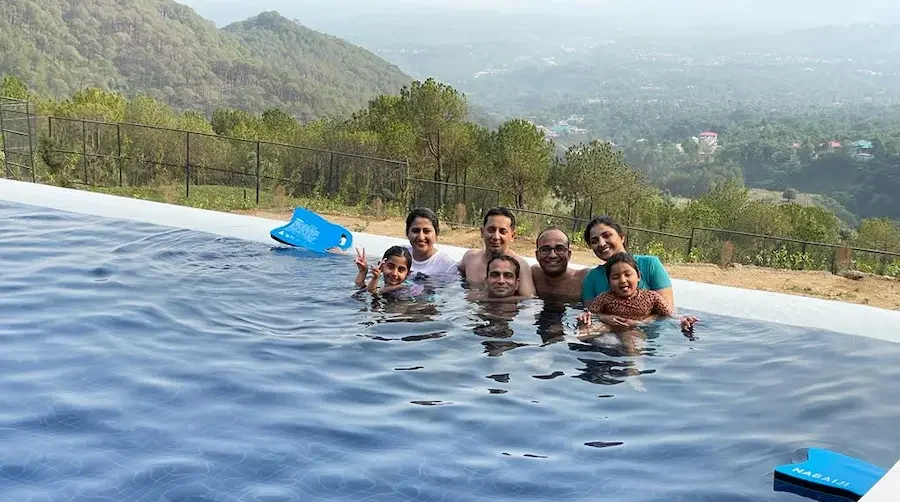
370, 259, 386, 279
355, 247, 368, 274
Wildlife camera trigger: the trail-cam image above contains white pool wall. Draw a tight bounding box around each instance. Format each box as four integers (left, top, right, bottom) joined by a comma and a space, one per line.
1, 178, 899, 500
861, 460, 900, 501
3, 178, 899, 343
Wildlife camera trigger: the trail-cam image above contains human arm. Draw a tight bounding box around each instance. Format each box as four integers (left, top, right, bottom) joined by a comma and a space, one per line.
457, 250, 471, 274
656, 287, 674, 311
643, 256, 674, 310
516, 257, 536, 297
576, 294, 642, 329
354, 247, 368, 288
446, 255, 462, 275
646, 289, 697, 330
581, 269, 599, 304
650, 290, 675, 317
366, 260, 384, 294
577, 295, 606, 326
647, 288, 699, 331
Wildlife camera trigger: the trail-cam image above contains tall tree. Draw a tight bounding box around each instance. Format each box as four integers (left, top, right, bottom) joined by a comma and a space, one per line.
553, 140, 645, 223
492, 119, 553, 209
400, 78, 467, 204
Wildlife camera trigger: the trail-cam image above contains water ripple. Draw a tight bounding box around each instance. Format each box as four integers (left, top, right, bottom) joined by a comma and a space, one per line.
2, 201, 900, 501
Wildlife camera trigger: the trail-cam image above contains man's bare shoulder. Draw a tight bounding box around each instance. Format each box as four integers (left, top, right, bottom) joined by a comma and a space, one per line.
460, 248, 482, 263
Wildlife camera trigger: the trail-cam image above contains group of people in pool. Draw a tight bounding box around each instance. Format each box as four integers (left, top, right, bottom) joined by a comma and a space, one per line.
353, 206, 699, 335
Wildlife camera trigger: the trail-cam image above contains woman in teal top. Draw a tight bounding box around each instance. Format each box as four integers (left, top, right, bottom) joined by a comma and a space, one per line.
581, 215, 680, 328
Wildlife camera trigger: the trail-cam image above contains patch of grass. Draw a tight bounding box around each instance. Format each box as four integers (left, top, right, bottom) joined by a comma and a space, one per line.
82, 184, 408, 219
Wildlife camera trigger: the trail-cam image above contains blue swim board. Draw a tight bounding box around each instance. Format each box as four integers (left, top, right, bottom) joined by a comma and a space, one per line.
773, 448, 887, 501
270, 207, 353, 254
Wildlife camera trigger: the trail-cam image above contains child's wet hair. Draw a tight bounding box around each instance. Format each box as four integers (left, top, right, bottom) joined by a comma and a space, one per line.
604, 252, 639, 282
382, 245, 413, 270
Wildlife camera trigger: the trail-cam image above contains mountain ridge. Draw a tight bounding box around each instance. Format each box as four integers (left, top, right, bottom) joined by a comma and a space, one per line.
0, 0, 411, 121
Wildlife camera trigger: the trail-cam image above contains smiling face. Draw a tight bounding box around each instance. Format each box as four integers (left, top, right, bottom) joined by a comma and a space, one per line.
381, 255, 409, 286
535, 229, 571, 276
407, 217, 437, 259
482, 215, 515, 255
486, 259, 520, 298
608, 261, 640, 298
589, 223, 626, 261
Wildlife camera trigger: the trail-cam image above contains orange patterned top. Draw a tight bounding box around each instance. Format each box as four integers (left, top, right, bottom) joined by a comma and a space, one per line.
587, 289, 673, 320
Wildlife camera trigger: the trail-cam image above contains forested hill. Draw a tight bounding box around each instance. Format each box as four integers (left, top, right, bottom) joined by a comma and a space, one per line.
0, 0, 411, 121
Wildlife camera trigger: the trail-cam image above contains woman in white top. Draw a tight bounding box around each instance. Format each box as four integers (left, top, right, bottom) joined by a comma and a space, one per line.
404, 207, 459, 281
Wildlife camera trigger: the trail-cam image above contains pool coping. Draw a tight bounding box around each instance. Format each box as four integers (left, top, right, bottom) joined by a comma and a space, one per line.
1, 178, 898, 500
3, 179, 899, 342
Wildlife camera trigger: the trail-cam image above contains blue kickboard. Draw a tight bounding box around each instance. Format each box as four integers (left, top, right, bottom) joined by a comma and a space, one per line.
774, 448, 887, 501
270, 207, 353, 253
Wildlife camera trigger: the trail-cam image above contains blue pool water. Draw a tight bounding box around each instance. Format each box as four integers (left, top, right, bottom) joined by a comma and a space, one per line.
2, 200, 900, 502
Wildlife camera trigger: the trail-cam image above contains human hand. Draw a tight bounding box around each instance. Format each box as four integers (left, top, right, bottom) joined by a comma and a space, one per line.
370, 259, 385, 280
680, 315, 700, 332
354, 247, 368, 274
598, 315, 640, 329
576, 311, 592, 326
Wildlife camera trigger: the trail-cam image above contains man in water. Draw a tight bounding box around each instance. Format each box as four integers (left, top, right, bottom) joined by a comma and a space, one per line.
485, 254, 523, 299
530, 226, 588, 301
458, 207, 536, 296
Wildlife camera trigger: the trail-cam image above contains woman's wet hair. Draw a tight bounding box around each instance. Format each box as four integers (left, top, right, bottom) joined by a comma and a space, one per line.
383, 245, 413, 269
583, 215, 625, 245
604, 252, 639, 282
405, 207, 440, 235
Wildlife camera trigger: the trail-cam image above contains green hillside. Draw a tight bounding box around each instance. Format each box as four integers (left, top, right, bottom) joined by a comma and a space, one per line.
0, 0, 411, 121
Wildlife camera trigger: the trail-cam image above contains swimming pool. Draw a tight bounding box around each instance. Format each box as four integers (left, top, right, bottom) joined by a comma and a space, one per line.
2, 198, 900, 501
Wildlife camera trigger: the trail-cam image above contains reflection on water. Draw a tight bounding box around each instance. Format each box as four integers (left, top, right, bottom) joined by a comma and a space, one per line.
354, 274, 691, 390
5, 200, 900, 501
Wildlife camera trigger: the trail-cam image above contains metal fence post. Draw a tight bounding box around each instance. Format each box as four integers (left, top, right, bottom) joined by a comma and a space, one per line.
0, 102, 9, 179
116, 124, 123, 186
185, 132, 191, 198
404, 159, 411, 205
25, 101, 35, 183
686, 228, 696, 258
328, 152, 335, 195
82, 120, 88, 185
255, 141, 261, 204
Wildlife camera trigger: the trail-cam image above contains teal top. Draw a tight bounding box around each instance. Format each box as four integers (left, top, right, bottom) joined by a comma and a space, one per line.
581, 254, 673, 303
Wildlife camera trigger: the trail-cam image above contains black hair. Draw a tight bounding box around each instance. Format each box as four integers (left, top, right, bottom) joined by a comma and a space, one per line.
382, 245, 413, 270
583, 215, 625, 246
535, 226, 569, 246
486, 254, 520, 279
405, 207, 440, 235
482, 207, 516, 229
604, 252, 639, 282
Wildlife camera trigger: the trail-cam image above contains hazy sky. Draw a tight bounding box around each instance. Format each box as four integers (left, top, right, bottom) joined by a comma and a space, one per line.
179, 0, 900, 40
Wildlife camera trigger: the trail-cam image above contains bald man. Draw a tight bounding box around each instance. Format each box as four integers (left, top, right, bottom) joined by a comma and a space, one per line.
531, 226, 588, 301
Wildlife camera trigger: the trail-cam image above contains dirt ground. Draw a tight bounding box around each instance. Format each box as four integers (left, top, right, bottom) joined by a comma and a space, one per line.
240, 208, 900, 311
